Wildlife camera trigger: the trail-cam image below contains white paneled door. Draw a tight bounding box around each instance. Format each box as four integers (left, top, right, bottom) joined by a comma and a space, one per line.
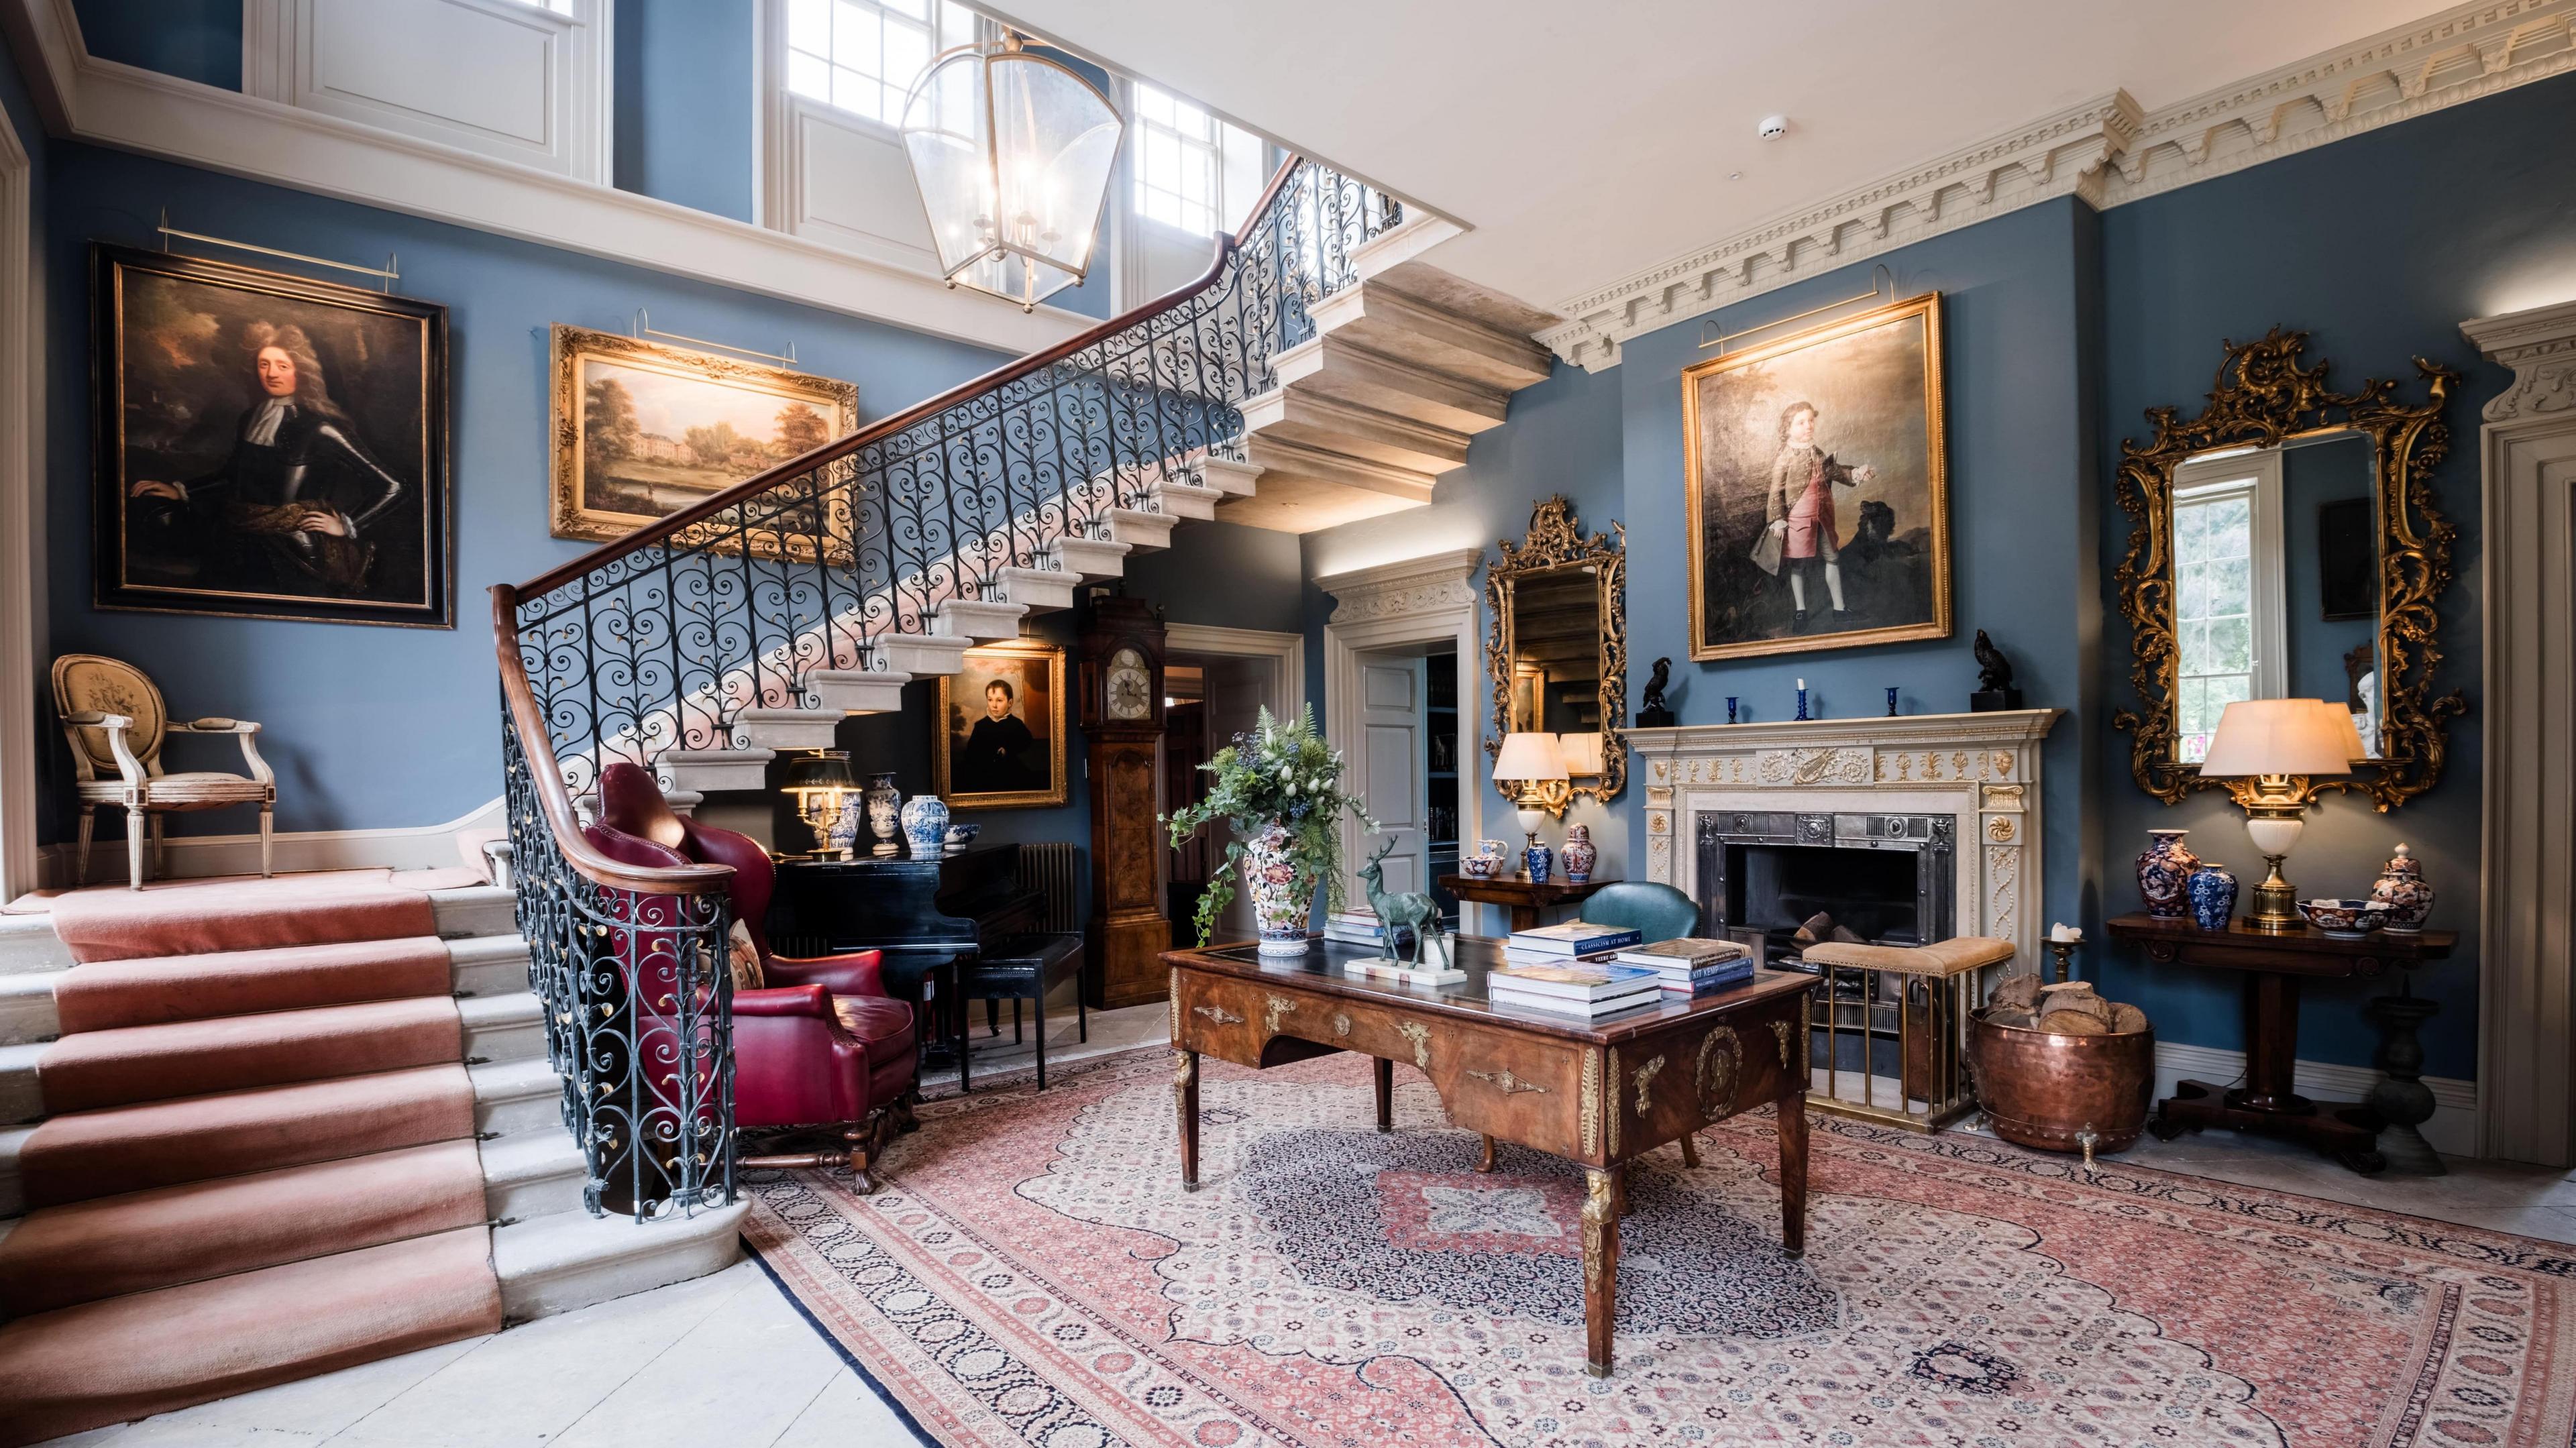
1356, 655, 1427, 897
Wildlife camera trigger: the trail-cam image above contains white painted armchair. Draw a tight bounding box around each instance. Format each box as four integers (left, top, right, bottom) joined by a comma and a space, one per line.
50, 654, 276, 889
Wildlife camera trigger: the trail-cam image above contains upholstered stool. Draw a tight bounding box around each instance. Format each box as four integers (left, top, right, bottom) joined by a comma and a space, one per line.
957, 932, 1085, 1091
1794, 935, 2015, 1133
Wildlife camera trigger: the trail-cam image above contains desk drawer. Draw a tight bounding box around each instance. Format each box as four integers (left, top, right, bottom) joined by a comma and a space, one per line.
1617, 995, 1805, 1157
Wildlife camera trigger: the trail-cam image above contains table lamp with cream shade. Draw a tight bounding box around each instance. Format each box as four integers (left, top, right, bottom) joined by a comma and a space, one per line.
1492, 731, 1569, 865
2196, 698, 2369, 932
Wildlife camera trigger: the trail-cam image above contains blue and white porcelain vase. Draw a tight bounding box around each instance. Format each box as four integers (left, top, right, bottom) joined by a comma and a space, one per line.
2186, 863, 2238, 931
2135, 829, 2199, 920
1560, 824, 1597, 885
865, 771, 902, 857
1525, 841, 1554, 884
899, 795, 949, 858
825, 796, 863, 856
2370, 842, 2435, 934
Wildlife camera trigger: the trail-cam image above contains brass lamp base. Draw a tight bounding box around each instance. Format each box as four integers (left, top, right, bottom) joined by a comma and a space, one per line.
2247, 854, 2303, 932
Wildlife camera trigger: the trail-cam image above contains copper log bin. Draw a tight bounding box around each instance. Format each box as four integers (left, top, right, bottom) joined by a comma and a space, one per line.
1968, 1009, 2156, 1166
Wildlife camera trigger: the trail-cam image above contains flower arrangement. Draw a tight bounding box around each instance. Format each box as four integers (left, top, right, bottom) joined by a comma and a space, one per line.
1163, 704, 1375, 948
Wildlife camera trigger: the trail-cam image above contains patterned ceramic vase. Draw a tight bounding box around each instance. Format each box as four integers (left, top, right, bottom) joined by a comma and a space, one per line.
2370, 843, 2435, 934
1241, 822, 1312, 956
2135, 829, 2199, 919
826, 796, 863, 856
900, 795, 949, 859
1525, 842, 1554, 884
865, 771, 902, 857
1560, 824, 1597, 885
2186, 864, 2238, 931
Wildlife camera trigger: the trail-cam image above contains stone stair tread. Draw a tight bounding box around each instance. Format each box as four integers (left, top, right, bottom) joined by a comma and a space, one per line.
494, 1199, 747, 1322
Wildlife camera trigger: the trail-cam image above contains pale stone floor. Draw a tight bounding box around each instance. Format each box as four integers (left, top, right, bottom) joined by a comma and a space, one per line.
47, 1003, 2576, 1444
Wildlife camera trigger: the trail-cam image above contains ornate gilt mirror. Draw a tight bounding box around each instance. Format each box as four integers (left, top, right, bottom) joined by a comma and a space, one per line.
2112, 329, 2467, 811
1485, 496, 1627, 816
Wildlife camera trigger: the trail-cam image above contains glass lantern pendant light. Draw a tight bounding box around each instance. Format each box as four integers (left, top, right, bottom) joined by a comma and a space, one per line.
902, 32, 1122, 312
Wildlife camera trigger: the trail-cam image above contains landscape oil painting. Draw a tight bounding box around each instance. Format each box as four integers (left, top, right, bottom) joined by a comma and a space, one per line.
548, 325, 857, 550
91, 243, 451, 627
1681, 292, 1949, 661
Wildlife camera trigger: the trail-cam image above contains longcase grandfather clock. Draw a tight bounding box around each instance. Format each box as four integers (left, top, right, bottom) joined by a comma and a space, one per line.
1078, 592, 1169, 1007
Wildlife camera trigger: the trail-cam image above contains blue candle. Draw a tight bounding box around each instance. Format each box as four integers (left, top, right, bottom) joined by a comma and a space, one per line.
1795, 678, 1809, 721
1725, 695, 1738, 724
1886, 686, 1899, 716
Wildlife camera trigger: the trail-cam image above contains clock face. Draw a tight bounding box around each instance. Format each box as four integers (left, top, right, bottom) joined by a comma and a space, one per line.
1106, 647, 1151, 720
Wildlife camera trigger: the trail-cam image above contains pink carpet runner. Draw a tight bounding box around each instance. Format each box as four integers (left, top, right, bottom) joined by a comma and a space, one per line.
745, 1048, 2576, 1448
0, 871, 504, 1445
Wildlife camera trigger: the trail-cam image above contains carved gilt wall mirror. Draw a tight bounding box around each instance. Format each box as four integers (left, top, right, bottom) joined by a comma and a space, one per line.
1485, 496, 1627, 816
2112, 329, 2467, 811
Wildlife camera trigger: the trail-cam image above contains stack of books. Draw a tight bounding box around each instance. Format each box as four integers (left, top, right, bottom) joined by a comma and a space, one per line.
1485, 957, 1662, 1018
1502, 920, 1645, 962
1612, 937, 1755, 995
1322, 910, 1413, 950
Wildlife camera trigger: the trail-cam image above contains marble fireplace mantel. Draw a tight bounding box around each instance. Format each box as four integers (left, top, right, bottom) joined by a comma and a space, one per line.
1629, 709, 2063, 969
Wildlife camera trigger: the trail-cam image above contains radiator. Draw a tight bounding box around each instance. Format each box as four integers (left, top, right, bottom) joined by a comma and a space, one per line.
1017, 842, 1083, 932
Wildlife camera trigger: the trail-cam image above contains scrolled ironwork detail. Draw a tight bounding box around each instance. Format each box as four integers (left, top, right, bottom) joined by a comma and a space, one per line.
2110, 329, 2467, 811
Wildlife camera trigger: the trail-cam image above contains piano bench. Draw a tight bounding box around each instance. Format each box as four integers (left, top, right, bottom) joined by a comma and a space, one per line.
958, 932, 1086, 1091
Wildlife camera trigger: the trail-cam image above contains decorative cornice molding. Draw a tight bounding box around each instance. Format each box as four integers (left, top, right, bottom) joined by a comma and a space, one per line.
0, 0, 1087, 357
1538, 0, 2576, 372
2464, 298, 2576, 423
1316, 547, 1485, 626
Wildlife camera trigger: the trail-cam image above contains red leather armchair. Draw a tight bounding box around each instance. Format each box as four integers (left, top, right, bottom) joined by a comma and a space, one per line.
589, 763, 919, 1192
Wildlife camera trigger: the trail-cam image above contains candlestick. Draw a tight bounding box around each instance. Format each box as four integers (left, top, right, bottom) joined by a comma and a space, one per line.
1886, 686, 1899, 716
1794, 679, 1809, 722
1725, 695, 1738, 724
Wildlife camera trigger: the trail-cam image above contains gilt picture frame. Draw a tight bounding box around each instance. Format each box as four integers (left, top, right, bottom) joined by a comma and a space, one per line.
91, 243, 452, 628
1681, 292, 1950, 661
548, 325, 857, 555
933, 641, 1069, 810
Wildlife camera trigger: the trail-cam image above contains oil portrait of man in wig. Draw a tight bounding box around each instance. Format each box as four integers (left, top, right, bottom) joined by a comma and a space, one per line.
92, 244, 451, 627
1681, 293, 1949, 660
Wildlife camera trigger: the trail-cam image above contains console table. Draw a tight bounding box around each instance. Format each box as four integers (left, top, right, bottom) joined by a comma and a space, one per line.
1165, 934, 1814, 1376
1436, 873, 1614, 932
2108, 913, 2455, 1174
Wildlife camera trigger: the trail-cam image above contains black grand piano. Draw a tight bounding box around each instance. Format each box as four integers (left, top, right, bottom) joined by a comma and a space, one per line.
764, 843, 1071, 1091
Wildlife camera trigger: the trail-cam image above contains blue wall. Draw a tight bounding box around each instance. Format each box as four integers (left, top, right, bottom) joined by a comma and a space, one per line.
71, 0, 240, 90
2086, 72, 2576, 1080
612, 0, 755, 223
38, 141, 1013, 838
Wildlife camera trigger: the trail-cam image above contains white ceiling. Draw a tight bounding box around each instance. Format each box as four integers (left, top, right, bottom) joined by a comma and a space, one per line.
992, 0, 2443, 314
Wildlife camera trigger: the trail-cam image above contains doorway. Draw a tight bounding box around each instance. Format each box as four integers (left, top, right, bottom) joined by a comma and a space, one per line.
1161, 626, 1303, 945
1348, 645, 1462, 927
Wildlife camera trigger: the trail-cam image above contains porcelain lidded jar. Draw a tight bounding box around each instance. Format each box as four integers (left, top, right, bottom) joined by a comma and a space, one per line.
1240, 822, 1313, 956
1524, 841, 1554, 884
2186, 863, 2238, 931
2135, 829, 2199, 919
1560, 824, 1598, 885
899, 795, 949, 858
2370, 842, 2435, 934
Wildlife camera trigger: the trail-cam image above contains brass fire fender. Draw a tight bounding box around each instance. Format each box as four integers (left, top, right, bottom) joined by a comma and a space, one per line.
1483, 495, 1628, 814
2109, 329, 2467, 812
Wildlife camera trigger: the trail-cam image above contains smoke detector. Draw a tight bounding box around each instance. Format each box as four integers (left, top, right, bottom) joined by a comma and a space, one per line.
1757, 115, 1790, 140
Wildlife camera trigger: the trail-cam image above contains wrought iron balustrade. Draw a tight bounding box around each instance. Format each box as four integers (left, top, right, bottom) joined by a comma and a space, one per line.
490, 158, 1400, 1217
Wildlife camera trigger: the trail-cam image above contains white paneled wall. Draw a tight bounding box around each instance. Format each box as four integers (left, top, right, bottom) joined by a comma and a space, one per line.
245, 0, 612, 182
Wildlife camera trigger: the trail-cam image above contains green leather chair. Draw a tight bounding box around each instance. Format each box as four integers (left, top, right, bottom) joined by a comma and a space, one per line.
1576, 881, 1700, 944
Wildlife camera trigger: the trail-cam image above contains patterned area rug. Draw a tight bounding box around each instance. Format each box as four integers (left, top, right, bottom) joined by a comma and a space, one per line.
744, 1049, 2575, 1448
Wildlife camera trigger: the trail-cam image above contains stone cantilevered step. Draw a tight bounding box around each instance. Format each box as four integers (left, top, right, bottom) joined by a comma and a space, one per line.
1108, 508, 1175, 551
1045, 535, 1131, 579
931, 598, 1028, 641
653, 748, 774, 795
800, 669, 910, 714
996, 565, 1079, 613
1150, 476, 1224, 520
729, 708, 842, 751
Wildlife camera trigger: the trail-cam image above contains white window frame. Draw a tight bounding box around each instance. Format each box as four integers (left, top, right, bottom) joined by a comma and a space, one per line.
757, 0, 989, 272
2170, 447, 2287, 761
244, 0, 614, 184
1111, 78, 1265, 309
775, 0, 975, 132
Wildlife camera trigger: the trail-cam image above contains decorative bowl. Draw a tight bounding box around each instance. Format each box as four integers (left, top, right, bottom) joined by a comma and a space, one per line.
2297, 898, 2390, 938
943, 822, 980, 854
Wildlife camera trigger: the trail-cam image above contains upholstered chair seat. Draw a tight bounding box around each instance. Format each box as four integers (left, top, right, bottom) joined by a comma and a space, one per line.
587, 762, 920, 1192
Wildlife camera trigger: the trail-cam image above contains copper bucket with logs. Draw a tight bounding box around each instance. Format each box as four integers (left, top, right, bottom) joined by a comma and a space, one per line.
1968, 972, 2156, 1169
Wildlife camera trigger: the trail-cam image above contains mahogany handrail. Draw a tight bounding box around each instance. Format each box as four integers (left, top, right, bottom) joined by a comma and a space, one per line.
493, 153, 1369, 899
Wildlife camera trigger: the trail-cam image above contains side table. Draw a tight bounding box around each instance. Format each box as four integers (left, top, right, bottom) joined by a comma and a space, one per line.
1435, 874, 1614, 932
2107, 913, 2455, 1174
